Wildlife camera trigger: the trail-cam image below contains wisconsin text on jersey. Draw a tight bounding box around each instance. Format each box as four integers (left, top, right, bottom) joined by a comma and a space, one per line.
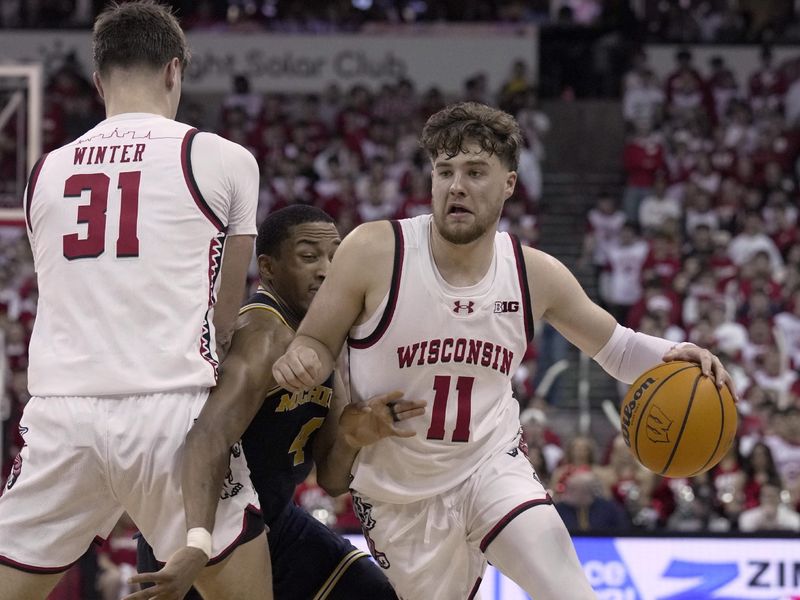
396, 337, 514, 375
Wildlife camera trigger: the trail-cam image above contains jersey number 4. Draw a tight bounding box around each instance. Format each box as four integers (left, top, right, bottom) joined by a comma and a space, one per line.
63, 171, 141, 260
427, 375, 474, 442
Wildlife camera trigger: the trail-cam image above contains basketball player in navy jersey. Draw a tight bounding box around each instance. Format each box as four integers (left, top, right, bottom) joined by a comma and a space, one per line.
0, 3, 270, 599
272, 103, 736, 599
130, 205, 422, 600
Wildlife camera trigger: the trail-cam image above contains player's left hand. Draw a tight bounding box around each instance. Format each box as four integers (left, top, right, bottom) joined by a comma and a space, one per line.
339, 390, 427, 448
123, 546, 207, 600
662, 343, 739, 401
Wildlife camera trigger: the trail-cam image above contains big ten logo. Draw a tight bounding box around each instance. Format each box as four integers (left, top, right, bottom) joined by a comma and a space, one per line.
584, 561, 637, 600
276, 385, 332, 412
493, 300, 519, 314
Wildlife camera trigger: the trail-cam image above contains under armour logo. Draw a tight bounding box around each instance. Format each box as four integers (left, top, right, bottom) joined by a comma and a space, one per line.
646, 405, 673, 443
453, 300, 475, 314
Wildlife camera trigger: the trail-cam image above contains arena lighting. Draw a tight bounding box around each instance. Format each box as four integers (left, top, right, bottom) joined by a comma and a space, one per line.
352, 0, 373, 11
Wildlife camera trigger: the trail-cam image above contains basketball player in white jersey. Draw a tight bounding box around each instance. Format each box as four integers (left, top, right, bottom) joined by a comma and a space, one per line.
273, 102, 737, 599
0, 3, 271, 599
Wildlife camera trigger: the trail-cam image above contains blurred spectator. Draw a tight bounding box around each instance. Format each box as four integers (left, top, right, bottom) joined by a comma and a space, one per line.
603, 222, 650, 324
355, 157, 400, 221
763, 407, 800, 491
222, 74, 264, 122
596, 435, 656, 528
96, 514, 138, 600
622, 120, 666, 223
706, 55, 741, 121
499, 59, 534, 109
638, 171, 680, 234
666, 473, 731, 532
728, 212, 784, 274
748, 46, 788, 116
738, 482, 800, 532
555, 471, 630, 532
579, 192, 626, 287
623, 68, 664, 129
551, 434, 601, 497
742, 441, 784, 510
774, 290, 800, 368
516, 87, 550, 204
520, 407, 564, 475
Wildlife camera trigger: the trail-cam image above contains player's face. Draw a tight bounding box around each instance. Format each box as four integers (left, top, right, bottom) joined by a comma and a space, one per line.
430, 143, 517, 245
269, 222, 341, 315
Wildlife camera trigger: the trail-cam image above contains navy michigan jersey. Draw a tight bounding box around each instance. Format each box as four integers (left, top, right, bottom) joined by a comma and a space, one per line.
138, 287, 397, 599
239, 287, 335, 524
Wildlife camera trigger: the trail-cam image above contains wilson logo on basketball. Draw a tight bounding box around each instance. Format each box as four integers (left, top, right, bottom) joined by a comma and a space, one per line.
621, 377, 655, 447
453, 300, 474, 314
645, 405, 673, 443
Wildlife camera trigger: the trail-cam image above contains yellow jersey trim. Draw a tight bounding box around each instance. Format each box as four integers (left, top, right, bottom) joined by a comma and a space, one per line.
238, 304, 292, 331
312, 549, 368, 600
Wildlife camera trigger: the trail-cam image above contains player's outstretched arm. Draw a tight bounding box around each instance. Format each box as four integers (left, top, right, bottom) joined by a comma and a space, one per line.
314, 375, 427, 497
521, 246, 736, 395
126, 309, 291, 598
273, 221, 394, 392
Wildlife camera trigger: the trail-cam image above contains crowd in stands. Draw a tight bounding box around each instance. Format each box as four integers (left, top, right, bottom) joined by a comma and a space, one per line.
2, 0, 799, 44
2, 33, 800, 600
578, 43, 800, 535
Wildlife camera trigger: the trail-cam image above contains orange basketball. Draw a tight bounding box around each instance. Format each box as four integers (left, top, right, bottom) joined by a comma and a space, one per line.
620, 361, 737, 478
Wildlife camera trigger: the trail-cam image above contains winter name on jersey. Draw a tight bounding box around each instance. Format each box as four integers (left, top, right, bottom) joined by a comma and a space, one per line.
73, 144, 146, 165
396, 337, 514, 376
276, 385, 333, 412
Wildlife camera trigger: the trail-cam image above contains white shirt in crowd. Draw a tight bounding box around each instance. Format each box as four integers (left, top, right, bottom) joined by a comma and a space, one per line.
604, 239, 650, 306
727, 232, 784, 272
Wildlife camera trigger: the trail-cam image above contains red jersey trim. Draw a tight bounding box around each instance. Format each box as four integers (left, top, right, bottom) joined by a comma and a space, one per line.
348, 220, 404, 349
144, 504, 264, 569
0, 553, 76, 574
467, 576, 483, 599
207, 504, 264, 566
23, 153, 48, 234
199, 233, 225, 381
479, 495, 553, 552
180, 129, 225, 232
510, 233, 534, 344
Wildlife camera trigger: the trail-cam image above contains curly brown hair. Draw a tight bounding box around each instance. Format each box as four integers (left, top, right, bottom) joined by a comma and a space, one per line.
420, 102, 522, 171
93, 1, 190, 75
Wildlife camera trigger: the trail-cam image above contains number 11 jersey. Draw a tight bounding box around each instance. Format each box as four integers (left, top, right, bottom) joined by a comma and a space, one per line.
24, 113, 257, 397
347, 214, 534, 504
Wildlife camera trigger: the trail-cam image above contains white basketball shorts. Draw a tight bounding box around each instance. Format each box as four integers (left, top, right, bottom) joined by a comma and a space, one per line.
0, 391, 262, 572
351, 434, 551, 600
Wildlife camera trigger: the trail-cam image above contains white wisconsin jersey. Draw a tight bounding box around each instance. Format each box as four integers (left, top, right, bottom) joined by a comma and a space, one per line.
348, 215, 534, 503
24, 113, 256, 396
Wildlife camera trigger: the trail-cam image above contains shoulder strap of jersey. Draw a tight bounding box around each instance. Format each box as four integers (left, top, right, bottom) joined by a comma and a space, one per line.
348, 220, 404, 349
180, 128, 226, 232
509, 233, 535, 343
23, 153, 49, 234
240, 287, 293, 331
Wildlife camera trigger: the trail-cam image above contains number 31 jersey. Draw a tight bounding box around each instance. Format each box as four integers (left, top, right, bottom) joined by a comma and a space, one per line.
347, 214, 534, 504
24, 113, 257, 397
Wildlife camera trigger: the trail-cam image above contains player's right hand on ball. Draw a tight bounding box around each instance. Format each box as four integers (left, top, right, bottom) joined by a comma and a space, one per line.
273, 345, 324, 392
124, 546, 207, 600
